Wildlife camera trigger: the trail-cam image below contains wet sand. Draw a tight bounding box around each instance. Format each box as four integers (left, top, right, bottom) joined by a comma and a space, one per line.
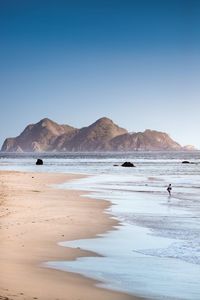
0, 171, 143, 300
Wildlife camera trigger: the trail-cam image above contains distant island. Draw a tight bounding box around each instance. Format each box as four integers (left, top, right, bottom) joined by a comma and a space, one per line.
1, 117, 196, 152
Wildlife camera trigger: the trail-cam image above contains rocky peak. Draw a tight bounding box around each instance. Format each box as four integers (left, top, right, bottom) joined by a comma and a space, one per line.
87, 117, 127, 135
91, 117, 115, 126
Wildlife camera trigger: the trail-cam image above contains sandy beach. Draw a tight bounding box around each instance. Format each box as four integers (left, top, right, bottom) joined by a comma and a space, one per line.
0, 171, 142, 300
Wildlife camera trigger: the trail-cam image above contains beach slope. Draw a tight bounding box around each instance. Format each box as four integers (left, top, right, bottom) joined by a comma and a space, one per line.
0, 171, 142, 300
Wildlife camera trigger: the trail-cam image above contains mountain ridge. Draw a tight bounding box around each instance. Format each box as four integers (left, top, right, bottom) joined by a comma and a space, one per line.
1, 117, 190, 152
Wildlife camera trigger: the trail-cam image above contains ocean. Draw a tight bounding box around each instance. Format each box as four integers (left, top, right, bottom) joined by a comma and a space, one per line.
0, 151, 200, 300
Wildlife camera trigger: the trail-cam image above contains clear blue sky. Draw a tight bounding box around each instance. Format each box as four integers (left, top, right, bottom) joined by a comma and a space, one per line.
0, 0, 200, 148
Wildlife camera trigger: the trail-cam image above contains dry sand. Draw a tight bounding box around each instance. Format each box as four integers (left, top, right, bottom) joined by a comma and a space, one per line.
0, 171, 143, 300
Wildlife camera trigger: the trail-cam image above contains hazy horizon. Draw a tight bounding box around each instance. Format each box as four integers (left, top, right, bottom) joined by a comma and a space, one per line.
1, 0, 200, 148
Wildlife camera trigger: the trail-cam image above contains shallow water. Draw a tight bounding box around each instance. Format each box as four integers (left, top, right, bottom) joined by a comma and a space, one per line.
50, 172, 200, 299
0, 151, 200, 299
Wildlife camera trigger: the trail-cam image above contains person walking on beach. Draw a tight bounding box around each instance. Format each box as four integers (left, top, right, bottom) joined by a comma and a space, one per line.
167, 184, 172, 196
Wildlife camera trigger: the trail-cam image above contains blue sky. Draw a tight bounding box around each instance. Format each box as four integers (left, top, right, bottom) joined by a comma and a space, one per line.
0, 0, 200, 148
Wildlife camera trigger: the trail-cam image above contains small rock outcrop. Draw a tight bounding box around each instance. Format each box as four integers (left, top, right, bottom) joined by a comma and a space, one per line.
183, 145, 197, 151
36, 159, 43, 165
121, 162, 135, 167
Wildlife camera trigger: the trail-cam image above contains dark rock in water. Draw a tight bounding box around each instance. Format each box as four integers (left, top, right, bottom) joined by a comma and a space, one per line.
36, 159, 43, 165
113, 164, 119, 166
182, 161, 197, 165
121, 162, 135, 167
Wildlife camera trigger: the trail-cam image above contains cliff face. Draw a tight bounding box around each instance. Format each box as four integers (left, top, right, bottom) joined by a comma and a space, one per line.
109, 130, 181, 151
1, 117, 183, 152
1, 118, 77, 152
60, 117, 128, 151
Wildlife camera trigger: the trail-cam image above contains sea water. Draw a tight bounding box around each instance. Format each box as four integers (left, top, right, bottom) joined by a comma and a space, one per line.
0, 151, 200, 299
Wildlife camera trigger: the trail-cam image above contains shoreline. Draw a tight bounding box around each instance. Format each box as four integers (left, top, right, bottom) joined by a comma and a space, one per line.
0, 170, 143, 300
